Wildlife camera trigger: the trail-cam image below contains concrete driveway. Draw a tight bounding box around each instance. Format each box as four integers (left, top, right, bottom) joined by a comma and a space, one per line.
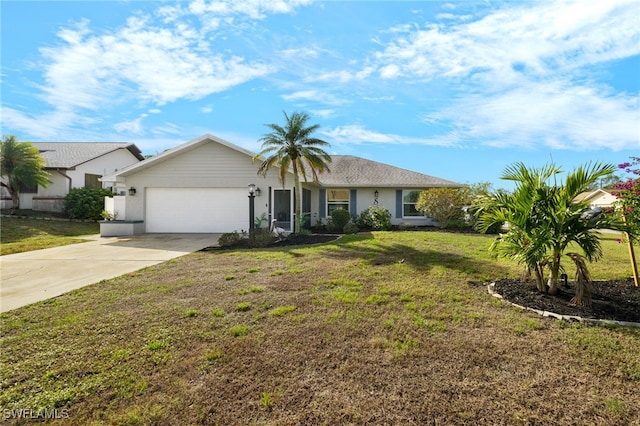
0, 234, 220, 313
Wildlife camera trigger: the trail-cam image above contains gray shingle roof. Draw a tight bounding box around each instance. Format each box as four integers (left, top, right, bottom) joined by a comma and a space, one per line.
314, 155, 462, 188
31, 143, 144, 169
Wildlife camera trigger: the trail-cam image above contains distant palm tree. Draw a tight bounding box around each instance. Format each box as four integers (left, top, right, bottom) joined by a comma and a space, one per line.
254, 111, 332, 233
0, 135, 50, 211
475, 161, 624, 294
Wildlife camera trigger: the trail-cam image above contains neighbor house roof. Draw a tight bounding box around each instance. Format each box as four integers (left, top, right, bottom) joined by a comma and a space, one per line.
574, 188, 620, 203
32, 142, 144, 169
315, 155, 462, 188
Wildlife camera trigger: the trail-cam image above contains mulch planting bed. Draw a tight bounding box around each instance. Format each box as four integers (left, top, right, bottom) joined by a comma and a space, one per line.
202, 233, 340, 250
494, 278, 640, 323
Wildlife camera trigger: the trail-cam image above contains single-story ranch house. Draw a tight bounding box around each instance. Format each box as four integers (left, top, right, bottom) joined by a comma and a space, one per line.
573, 188, 620, 210
1, 143, 144, 212
100, 134, 463, 236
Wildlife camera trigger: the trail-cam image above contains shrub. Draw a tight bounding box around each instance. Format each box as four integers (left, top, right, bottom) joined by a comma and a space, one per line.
444, 219, 472, 230
343, 222, 359, 234
357, 205, 392, 230
329, 208, 351, 232
247, 228, 274, 248
416, 188, 466, 229
64, 187, 114, 220
218, 231, 241, 247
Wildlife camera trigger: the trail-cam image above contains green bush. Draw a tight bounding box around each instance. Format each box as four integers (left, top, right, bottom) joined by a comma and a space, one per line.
343, 222, 359, 234
329, 208, 351, 232
357, 205, 392, 230
247, 228, 274, 248
64, 187, 114, 220
218, 231, 241, 247
444, 219, 472, 230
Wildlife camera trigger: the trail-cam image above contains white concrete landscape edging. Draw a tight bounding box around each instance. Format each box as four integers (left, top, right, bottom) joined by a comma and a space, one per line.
487, 282, 640, 329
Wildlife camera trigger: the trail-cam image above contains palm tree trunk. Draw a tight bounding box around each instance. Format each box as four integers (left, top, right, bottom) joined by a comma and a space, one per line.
568, 253, 592, 307
534, 264, 546, 293
547, 252, 562, 295
10, 191, 20, 212
294, 174, 302, 234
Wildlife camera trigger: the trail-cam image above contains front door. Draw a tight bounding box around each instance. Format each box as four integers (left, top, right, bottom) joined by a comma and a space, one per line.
273, 189, 292, 232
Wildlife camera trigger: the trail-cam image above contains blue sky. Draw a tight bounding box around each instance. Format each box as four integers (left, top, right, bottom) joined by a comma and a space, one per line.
1, 0, 639, 190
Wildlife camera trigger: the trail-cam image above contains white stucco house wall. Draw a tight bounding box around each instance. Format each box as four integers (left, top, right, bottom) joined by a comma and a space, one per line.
0, 143, 144, 212
574, 188, 620, 209
100, 134, 462, 236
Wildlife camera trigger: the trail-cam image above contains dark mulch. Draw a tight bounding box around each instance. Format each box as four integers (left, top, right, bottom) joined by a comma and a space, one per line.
270, 233, 341, 246
202, 233, 340, 250
494, 278, 640, 323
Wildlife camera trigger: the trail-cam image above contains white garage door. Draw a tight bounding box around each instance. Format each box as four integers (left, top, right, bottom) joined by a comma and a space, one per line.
146, 188, 249, 233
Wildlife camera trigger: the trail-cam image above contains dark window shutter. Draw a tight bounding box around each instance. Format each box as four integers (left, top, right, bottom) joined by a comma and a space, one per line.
319, 189, 326, 218
395, 190, 403, 218
350, 189, 357, 215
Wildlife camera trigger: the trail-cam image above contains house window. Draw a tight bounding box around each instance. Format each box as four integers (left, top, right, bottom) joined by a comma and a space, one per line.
84, 174, 101, 189
403, 190, 423, 217
327, 189, 350, 215
19, 181, 38, 194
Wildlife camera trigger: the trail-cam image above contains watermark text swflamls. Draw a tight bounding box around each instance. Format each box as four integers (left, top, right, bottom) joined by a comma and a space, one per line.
3, 408, 70, 420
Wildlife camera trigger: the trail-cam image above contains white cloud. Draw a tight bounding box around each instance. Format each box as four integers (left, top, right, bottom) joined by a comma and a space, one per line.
4, 3, 287, 141
0, 106, 100, 141
281, 90, 320, 101
322, 124, 456, 147
374, 0, 639, 83
200, 106, 214, 113
424, 80, 640, 151
311, 109, 335, 119
159, 0, 313, 22
368, 0, 640, 151
281, 89, 347, 106
151, 122, 181, 136
114, 116, 145, 135
280, 47, 319, 58
379, 64, 401, 79
40, 15, 272, 109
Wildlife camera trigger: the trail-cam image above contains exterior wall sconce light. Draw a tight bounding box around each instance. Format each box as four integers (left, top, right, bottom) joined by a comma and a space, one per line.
128, 187, 137, 196
248, 183, 261, 196
374, 190, 379, 205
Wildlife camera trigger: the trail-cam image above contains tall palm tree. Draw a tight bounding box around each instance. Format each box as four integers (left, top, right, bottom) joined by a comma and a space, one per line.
476, 161, 624, 294
254, 111, 332, 233
0, 135, 50, 211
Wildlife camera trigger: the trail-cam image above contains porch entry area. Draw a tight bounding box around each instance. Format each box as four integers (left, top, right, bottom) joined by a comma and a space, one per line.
272, 189, 292, 231
270, 188, 311, 232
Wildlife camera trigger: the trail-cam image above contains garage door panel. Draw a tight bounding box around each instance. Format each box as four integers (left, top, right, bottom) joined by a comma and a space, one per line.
146, 188, 248, 233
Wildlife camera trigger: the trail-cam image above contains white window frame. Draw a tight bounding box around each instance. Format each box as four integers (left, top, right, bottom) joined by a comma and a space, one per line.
402, 190, 424, 218
326, 188, 350, 216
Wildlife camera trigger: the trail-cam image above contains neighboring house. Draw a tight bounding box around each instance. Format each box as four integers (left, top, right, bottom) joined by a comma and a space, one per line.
574, 188, 620, 209
101, 134, 462, 236
0, 143, 144, 212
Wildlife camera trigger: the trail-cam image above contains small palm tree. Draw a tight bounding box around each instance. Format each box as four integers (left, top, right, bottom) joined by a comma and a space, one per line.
0, 135, 50, 211
254, 111, 332, 233
476, 161, 623, 294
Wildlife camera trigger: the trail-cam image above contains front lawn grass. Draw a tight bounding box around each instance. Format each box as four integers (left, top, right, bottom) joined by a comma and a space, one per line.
1, 231, 638, 425
0, 217, 99, 255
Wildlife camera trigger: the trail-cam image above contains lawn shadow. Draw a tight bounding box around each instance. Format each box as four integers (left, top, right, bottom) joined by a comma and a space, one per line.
317, 232, 512, 281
